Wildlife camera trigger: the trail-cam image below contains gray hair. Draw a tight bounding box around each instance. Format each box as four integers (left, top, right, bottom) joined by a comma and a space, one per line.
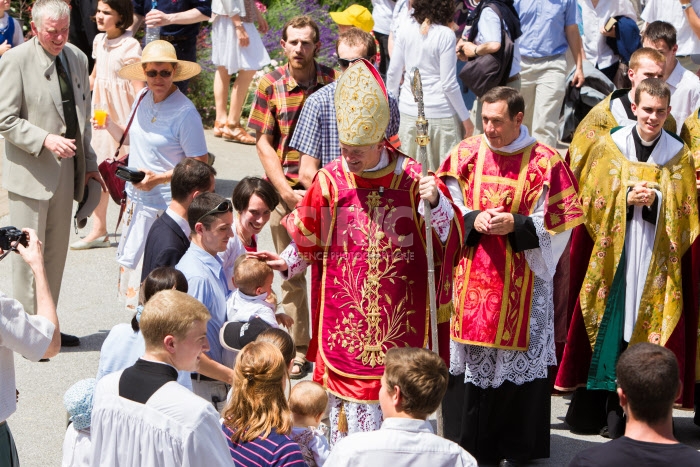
32, 0, 71, 29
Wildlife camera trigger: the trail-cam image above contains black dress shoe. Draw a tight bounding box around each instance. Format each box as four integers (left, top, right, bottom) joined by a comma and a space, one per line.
60, 332, 80, 347
499, 459, 520, 467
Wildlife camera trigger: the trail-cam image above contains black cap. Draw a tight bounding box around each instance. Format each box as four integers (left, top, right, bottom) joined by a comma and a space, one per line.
220, 317, 272, 351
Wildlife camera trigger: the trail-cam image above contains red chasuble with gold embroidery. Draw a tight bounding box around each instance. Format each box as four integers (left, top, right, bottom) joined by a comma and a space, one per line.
438, 136, 583, 351
286, 145, 462, 402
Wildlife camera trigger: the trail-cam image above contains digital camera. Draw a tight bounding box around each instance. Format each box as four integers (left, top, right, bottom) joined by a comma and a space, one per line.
0, 227, 28, 250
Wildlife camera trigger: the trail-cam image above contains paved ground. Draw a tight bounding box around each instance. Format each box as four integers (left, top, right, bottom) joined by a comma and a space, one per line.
1, 130, 699, 466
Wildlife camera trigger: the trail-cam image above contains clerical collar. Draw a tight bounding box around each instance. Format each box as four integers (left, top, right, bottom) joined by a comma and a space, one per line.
485, 126, 537, 153
632, 127, 661, 163
118, 358, 178, 404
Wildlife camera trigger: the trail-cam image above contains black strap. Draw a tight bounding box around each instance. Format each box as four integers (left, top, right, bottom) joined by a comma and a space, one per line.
113, 90, 148, 232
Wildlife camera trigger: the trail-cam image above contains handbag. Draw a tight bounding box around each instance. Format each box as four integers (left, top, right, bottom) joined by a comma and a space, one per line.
458, 4, 515, 98
97, 90, 148, 230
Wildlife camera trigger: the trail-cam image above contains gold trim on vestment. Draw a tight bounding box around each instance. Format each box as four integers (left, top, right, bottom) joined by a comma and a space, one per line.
579, 132, 698, 350
493, 144, 533, 349
547, 185, 577, 205
317, 158, 430, 380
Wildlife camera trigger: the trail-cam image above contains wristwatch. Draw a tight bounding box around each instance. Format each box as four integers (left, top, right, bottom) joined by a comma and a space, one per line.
682, 2, 692, 11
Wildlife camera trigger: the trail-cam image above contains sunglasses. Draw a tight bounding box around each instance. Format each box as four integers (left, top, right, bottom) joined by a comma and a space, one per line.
196, 200, 233, 224
145, 69, 173, 78
338, 57, 370, 68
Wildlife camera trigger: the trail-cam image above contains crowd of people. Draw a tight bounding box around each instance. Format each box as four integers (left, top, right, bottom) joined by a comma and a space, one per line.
3, 0, 700, 465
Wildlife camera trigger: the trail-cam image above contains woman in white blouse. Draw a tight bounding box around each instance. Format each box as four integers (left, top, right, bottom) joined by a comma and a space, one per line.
386, 0, 473, 171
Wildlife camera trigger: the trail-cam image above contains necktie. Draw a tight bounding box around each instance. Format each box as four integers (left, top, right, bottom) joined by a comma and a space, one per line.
55, 55, 78, 140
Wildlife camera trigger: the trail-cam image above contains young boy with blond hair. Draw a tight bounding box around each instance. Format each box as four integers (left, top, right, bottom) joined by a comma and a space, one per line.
289, 381, 330, 466
326, 347, 477, 466
226, 256, 293, 328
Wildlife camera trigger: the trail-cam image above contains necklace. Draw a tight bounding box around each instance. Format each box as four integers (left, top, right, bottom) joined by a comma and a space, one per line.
150, 97, 162, 123
149, 85, 176, 122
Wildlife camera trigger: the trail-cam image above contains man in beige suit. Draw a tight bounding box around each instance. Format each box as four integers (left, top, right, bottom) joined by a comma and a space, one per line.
0, 0, 103, 346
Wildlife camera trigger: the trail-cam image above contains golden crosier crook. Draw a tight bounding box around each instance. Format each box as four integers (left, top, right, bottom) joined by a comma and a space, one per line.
410, 67, 443, 436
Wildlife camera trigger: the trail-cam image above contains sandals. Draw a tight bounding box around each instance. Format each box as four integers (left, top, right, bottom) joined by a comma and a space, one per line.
290, 358, 311, 380
213, 120, 225, 138
223, 121, 256, 145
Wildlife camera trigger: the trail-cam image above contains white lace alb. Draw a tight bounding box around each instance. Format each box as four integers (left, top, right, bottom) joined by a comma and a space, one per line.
449, 215, 558, 388
328, 394, 383, 446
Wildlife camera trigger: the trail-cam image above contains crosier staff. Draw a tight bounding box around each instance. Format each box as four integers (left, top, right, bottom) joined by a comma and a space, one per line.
410, 67, 443, 436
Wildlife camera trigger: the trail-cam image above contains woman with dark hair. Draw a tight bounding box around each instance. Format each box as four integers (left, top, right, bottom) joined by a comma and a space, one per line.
221, 176, 280, 288
386, 0, 472, 171
96, 267, 192, 388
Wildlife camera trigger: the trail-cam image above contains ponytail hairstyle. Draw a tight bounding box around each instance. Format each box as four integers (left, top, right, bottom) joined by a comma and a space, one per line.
222, 341, 292, 442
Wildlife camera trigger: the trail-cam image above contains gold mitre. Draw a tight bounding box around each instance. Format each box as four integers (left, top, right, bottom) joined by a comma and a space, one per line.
334, 59, 389, 146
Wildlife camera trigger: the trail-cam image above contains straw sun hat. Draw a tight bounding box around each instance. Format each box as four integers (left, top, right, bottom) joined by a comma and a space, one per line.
118, 40, 201, 82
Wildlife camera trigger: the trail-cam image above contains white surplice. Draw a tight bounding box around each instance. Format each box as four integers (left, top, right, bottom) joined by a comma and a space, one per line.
90, 371, 234, 466
445, 129, 570, 388
610, 91, 637, 128
611, 125, 684, 341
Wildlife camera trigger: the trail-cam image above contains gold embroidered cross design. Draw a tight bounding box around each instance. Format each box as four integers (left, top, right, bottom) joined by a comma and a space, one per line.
327, 190, 417, 368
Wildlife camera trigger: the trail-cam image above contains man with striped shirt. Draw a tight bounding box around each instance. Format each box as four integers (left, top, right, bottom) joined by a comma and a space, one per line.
249, 15, 337, 377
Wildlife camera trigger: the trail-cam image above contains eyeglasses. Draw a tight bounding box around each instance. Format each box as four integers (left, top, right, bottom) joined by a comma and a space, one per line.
338, 57, 370, 68
145, 69, 173, 78
196, 200, 233, 224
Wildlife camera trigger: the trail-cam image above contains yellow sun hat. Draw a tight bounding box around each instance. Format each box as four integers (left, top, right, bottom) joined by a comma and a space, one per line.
335, 59, 389, 146
118, 40, 201, 82
330, 4, 375, 33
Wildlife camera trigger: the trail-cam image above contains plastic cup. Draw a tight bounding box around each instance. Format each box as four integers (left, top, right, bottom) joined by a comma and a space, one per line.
94, 104, 108, 127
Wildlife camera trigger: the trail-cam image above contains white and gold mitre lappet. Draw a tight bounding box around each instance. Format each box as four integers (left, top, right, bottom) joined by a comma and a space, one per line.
334, 59, 390, 146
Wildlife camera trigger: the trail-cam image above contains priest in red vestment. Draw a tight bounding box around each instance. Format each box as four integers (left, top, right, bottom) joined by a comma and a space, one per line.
436, 87, 584, 465
258, 59, 463, 445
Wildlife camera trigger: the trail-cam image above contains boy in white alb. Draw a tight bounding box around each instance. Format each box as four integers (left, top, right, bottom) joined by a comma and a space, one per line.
89, 291, 234, 466
289, 381, 331, 467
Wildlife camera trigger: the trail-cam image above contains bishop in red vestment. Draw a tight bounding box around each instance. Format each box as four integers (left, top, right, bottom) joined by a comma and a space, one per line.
260, 60, 463, 444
